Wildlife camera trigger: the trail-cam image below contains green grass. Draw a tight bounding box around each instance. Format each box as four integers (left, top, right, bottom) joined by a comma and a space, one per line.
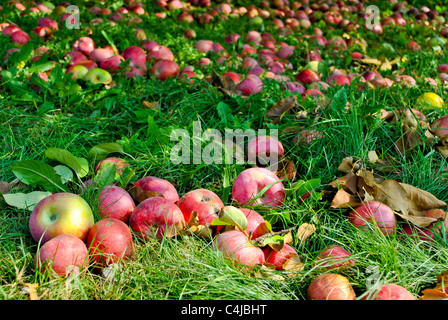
1, 0, 448, 300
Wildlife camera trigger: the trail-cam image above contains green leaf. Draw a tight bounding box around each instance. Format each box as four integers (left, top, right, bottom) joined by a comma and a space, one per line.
247, 179, 284, 206
76, 157, 89, 178
45, 148, 85, 177
211, 206, 248, 231
87, 142, 123, 162
11, 42, 33, 65
3, 191, 52, 211
259, 234, 284, 247
53, 165, 73, 184
10, 160, 68, 193
28, 60, 55, 74
94, 162, 117, 189
217, 102, 234, 125
101, 30, 118, 56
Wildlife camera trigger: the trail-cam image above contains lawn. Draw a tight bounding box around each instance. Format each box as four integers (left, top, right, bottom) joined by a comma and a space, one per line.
1, 0, 448, 302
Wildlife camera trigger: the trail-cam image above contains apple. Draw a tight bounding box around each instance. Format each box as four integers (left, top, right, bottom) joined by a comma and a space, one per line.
177, 189, 224, 227
65, 64, 89, 81
295, 69, 320, 84
76, 60, 98, 70
147, 45, 174, 61
244, 30, 262, 45
129, 196, 186, 239
307, 273, 356, 300
222, 72, 241, 85
194, 40, 214, 53
2, 25, 21, 36
86, 218, 134, 267
232, 167, 285, 207
263, 244, 299, 270
73, 37, 95, 55
89, 47, 115, 64
98, 185, 135, 223
239, 208, 270, 240
283, 81, 306, 94
247, 135, 285, 166
131, 176, 179, 204
38, 17, 58, 30
29, 193, 95, 245
362, 284, 416, 300
417, 92, 445, 109
348, 201, 397, 234
315, 245, 356, 270
278, 45, 295, 59
10, 30, 30, 46
327, 74, 350, 87
142, 40, 159, 52
64, 51, 88, 67
100, 55, 125, 73
33, 26, 53, 39
151, 59, 179, 81
213, 230, 265, 267
84, 67, 113, 85
122, 45, 147, 68
34, 234, 89, 278
431, 115, 448, 138
95, 157, 130, 176
235, 74, 263, 95
184, 29, 196, 39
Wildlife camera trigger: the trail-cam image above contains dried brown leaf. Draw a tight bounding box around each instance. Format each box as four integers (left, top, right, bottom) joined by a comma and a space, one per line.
297, 223, 316, 242
265, 95, 298, 124
420, 288, 448, 300
330, 188, 362, 209
20, 283, 39, 300
283, 255, 304, 278
373, 179, 446, 227
142, 100, 160, 110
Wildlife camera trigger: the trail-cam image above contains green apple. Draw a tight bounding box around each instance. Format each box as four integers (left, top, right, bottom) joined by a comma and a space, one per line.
65, 64, 89, 81
84, 67, 112, 85
29, 193, 95, 245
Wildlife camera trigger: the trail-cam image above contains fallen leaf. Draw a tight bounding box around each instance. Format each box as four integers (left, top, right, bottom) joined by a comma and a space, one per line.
142, 100, 160, 110
20, 283, 39, 300
283, 255, 304, 278
330, 188, 362, 209
368, 151, 379, 164
265, 95, 298, 124
373, 179, 447, 227
297, 223, 316, 242
420, 288, 448, 300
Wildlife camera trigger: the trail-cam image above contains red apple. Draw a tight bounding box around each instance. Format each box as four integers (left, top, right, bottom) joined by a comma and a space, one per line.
95, 157, 130, 176
327, 74, 350, 87
348, 201, 397, 234
213, 230, 265, 267
194, 40, 214, 53
247, 135, 284, 166
431, 115, 448, 138
10, 30, 30, 46
362, 284, 416, 300
100, 55, 125, 73
147, 45, 174, 61
177, 189, 224, 227
131, 176, 179, 203
122, 45, 147, 68
283, 81, 306, 94
151, 59, 179, 81
308, 273, 356, 300
87, 218, 134, 267
33, 26, 52, 39
34, 234, 89, 278
89, 47, 115, 64
73, 37, 95, 55
232, 167, 285, 207
235, 74, 263, 95
263, 244, 299, 270
29, 193, 94, 245
295, 69, 320, 84
64, 51, 88, 67
98, 185, 135, 223
315, 245, 356, 270
38, 17, 58, 30
129, 196, 186, 239
239, 208, 270, 240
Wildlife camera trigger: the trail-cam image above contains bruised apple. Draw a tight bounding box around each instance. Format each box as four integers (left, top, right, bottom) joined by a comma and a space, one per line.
177, 189, 224, 227
130, 176, 179, 203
